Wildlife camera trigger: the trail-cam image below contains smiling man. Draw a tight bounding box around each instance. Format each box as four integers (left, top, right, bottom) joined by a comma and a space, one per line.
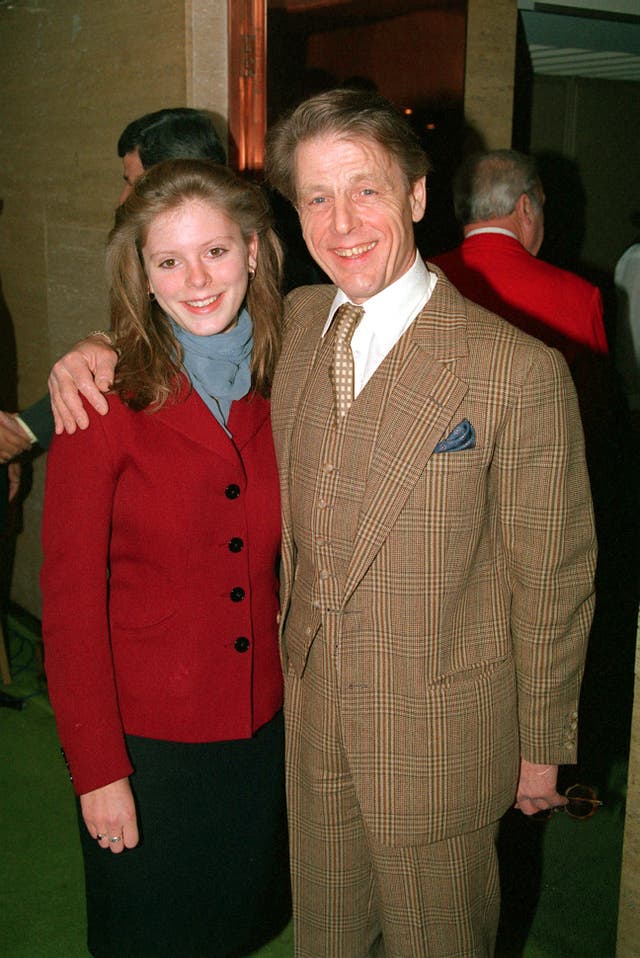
48, 89, 596, 958
265, 89, 596, 958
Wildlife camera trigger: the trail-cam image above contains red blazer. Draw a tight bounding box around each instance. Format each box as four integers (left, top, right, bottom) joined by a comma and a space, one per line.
41, 385, 282, 795
432, 233, 608, 364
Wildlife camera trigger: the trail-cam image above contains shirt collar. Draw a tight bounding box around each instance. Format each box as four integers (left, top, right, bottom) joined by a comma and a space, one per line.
322, 251, 435, 340
464, 226, 520, 241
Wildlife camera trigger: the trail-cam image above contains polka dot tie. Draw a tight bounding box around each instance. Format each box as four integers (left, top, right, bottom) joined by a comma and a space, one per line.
331, 302, 364, 421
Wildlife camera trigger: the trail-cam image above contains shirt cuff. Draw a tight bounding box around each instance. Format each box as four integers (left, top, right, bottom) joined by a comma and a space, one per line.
14, 414, 38, 445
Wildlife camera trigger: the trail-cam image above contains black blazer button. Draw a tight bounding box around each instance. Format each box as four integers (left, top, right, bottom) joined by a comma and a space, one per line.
234, 636, 250, 653
225, 484, 241, 499
228, 537, 244, 553
230, 586, 245, 602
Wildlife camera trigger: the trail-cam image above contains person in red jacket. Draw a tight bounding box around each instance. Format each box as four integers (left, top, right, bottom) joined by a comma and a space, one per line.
432, 149, 608, 366
40, 160, 290, 957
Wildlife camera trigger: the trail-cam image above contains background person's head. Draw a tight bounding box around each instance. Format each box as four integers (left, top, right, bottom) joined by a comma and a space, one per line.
266, 89, 430, 302
107, 159, 282, 408
117, 108, 227, 204
453, 149, 545, 255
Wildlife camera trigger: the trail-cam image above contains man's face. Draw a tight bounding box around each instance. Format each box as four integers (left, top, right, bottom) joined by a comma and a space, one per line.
294, 133, 426, 303
118, 149, 145, 205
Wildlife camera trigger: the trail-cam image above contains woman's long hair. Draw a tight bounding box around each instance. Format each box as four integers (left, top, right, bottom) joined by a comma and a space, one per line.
106, 159, 283, 410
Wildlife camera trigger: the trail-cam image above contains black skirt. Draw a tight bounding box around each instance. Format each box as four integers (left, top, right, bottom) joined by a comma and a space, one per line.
78, 711, 291, 957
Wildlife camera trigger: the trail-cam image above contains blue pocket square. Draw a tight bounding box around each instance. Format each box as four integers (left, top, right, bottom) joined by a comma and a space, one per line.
434, 419, 476, 453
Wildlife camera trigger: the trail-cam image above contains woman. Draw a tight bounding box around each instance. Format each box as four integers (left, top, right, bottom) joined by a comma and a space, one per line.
41, 160, 290, 957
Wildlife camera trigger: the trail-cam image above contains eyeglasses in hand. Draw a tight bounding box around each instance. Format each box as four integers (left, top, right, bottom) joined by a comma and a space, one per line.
532, 784, 602, 823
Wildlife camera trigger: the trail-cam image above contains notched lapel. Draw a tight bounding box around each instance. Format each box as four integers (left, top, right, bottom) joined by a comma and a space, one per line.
153, 389, 242, 465
344, 346, 467, 602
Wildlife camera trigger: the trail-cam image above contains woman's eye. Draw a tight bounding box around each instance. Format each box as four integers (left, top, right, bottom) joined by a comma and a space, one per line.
208, 247, 226, 257
159, 258, 177, 269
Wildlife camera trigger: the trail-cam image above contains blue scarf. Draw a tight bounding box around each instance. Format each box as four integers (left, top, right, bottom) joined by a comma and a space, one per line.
169, 309, 253, 436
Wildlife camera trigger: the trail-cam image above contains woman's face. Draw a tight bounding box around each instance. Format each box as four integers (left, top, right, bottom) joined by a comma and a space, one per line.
142, 198, 258, 337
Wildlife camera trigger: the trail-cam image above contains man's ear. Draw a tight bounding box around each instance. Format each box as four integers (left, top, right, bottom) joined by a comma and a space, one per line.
518, 192, 535, 222
410, 176, 427, 223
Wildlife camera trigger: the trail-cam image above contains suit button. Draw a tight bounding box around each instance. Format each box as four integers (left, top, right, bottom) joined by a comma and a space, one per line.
225, 484, 241, 499
228, 537, 244, 553
230, 586, 245, 602
234, 636, 250, 653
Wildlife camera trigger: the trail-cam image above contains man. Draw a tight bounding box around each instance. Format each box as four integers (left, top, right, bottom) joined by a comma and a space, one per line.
49, 90, 595, 957
0, 107, 226, 463
432, 149, 608, 365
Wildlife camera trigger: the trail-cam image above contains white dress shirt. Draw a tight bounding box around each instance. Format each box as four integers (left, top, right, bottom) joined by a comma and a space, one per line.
464, 227, 519, 241
322, 252, 436, 397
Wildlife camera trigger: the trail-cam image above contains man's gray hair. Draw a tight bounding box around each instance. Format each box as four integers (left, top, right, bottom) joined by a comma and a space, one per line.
453, 149, 542, 225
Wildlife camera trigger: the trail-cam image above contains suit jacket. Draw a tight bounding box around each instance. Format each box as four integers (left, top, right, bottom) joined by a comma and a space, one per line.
20, 394, 55, 449
432, 233, 608, 365
271, 268, 596, 845
41, 384, 282, 795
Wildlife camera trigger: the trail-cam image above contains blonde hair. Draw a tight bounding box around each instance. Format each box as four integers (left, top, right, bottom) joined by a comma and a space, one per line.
107, 159, 283, 410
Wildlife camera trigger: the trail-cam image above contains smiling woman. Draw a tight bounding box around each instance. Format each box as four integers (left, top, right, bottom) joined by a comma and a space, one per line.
143, 199, 258, 338
40, 159, 290, 958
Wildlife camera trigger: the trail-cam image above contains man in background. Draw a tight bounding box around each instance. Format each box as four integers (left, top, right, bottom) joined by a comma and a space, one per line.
432, 149, 608, 364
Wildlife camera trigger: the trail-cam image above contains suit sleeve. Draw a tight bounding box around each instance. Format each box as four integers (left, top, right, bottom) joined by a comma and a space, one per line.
19, 394, 55, 449
40, 400, 133, 795
496, 346, 596, 765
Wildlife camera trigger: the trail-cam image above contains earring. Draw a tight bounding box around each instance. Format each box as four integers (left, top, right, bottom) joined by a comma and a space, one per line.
148, 290, 156, 301
248, 267, 256, 281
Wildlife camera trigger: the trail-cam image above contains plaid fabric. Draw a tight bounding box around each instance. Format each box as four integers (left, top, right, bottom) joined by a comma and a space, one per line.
271, 267, 595, 944
285, 630, 501, 957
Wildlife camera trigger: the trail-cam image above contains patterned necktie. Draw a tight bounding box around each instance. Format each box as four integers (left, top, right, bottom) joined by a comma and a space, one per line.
331, 302, 365, 421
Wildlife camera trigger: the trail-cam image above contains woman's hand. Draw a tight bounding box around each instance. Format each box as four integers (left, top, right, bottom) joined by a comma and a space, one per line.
80, 777, 139, 854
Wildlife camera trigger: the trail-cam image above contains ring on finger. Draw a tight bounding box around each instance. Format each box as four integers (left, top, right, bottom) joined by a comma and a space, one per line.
109, 836, 122, 844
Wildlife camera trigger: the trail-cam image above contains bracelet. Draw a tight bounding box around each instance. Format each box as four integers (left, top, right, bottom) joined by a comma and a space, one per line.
87, 329, 113, 345
87, 329, 121, 357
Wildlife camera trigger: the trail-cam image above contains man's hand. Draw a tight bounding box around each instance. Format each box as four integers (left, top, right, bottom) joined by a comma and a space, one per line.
48, 334, 118, 435
80, 777, 139, 854
0, 411, 31, 461
514, 758, 567, 816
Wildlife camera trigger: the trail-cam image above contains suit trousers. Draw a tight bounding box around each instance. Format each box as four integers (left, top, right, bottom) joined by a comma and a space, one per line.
284, 628, 501, 958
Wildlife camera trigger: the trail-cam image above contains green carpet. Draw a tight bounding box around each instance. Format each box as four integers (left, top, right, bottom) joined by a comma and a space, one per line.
1, 607, 624, 957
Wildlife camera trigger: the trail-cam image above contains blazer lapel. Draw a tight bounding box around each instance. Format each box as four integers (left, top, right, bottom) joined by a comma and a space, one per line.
152, 381, 264, 465
343, 268, 471, 603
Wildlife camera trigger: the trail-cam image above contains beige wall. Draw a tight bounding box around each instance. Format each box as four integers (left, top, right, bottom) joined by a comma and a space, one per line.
464, 0, 518, 150
0, 0, 228, 615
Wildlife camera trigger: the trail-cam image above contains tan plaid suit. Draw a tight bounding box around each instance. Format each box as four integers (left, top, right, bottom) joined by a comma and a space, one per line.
271, 267, 596, 957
